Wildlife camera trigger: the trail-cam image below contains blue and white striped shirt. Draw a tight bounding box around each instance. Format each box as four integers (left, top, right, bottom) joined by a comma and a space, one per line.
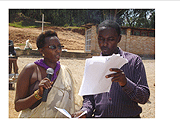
81, 47, 150, 117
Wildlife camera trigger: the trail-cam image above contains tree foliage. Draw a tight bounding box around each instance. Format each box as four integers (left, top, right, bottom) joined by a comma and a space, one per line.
9, 9, 155, 29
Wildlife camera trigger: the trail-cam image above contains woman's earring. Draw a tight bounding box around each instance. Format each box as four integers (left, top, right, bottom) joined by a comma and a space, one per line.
42, 54, 44, 57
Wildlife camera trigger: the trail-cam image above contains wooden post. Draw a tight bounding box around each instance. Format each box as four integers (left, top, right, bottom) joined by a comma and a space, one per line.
35, 14, 51, 32
42, 14, 44, 32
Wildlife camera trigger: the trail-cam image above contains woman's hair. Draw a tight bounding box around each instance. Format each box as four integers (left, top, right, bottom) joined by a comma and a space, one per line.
36, 30, 58, 49
98, 20, 121, 36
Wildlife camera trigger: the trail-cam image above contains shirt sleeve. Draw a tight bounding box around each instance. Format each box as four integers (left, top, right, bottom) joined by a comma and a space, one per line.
81, 95, 95, 117
122, 56, 150, 104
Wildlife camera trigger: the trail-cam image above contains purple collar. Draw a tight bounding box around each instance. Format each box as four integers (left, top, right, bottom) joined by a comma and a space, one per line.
34, 59, 60, 81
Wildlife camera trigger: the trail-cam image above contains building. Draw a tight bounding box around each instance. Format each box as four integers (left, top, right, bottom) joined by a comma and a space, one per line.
82, 23, 155, 57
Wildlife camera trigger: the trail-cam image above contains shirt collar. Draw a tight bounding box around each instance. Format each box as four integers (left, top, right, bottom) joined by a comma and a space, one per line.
117, 47, 125, 57
100, 47, 124, 57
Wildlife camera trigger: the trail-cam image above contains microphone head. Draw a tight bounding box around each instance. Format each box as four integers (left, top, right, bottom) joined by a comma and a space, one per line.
46, 68, 54, 75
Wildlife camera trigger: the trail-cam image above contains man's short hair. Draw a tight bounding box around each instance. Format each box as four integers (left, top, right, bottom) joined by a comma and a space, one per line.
98, 20, 121, 36
36, 30, 58, 49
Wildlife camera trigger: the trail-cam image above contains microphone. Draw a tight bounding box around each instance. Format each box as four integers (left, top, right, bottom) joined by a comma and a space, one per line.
42, 68, 54, 102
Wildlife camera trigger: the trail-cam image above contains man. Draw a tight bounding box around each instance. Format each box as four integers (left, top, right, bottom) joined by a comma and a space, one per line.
73, 20, 150, 118
9, 40, 19, 90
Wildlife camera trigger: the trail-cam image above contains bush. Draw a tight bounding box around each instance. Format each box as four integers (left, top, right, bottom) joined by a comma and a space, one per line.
64, 23, 69, 27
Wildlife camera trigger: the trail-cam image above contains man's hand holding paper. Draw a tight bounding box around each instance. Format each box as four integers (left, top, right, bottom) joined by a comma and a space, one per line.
78, 54, 128, 96
105, 68, 127, 87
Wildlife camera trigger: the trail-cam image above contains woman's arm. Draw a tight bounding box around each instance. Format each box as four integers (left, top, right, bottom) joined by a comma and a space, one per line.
14, 63, 52, 112
14, 63, 39, 112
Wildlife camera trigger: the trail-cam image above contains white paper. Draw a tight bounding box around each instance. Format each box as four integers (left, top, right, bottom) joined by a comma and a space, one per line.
78, 54, 128, 96
54, 107, 87, 118
77, 110, 88, 118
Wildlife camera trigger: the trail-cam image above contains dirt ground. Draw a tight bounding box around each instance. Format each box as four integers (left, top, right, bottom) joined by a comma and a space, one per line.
9, 57, 155, 118
9, 26, 85, 51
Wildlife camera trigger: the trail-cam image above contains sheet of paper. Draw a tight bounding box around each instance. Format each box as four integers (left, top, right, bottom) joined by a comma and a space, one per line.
78, 54, 128, 96
55, 107, 72, 118
54, 107, 87, 118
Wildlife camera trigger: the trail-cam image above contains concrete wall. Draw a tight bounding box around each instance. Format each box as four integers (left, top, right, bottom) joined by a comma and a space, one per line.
89, 27, 155, 57
119, 28, 155, 56
90, 26, 100, 53
15, 49, 100, 58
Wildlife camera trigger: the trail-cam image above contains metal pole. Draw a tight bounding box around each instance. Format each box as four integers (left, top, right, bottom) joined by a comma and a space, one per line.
42, 14, 44, 32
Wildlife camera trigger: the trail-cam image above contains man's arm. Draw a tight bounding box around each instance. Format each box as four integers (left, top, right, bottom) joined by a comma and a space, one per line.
121, 57, 150, 104
72, 95, 95, 118
81, 95, 95, 117
106, 57, 150, 104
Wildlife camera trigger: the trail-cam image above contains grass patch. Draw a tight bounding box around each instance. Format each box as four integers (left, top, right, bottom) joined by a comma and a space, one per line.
17, 43, 26, 46
65, 26, 85, 30
9, 21, 40, 28
9, 21, 85, 31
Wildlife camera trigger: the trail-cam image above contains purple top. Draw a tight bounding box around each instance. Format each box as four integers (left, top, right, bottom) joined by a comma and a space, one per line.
34, 59, 60, 81
81, 47, 150, 118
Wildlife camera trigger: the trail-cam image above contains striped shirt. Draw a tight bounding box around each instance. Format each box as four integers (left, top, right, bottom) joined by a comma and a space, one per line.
81, 47, 150, 118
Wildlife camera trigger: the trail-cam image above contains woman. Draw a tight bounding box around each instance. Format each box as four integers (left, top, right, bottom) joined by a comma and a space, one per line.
15, 30, 75, 118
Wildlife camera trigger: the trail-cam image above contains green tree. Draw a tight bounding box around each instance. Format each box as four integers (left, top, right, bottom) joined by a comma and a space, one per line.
9, 9, 155, 29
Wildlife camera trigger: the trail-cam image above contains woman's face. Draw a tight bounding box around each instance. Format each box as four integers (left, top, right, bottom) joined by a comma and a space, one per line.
40, 36, 62, 63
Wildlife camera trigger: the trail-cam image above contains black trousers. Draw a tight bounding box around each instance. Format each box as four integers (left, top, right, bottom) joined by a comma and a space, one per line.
125, 114, 141, 118
90, 114, 141, 118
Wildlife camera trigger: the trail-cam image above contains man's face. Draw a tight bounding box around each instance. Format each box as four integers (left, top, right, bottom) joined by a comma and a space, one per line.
98, 27, 121, 56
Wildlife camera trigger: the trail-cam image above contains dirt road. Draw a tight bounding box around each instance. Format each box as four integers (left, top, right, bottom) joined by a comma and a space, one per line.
9, 57, 155, 118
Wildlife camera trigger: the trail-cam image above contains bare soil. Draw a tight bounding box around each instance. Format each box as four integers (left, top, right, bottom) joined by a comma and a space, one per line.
9, 26, 85, 51
9, 57, 155, 118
